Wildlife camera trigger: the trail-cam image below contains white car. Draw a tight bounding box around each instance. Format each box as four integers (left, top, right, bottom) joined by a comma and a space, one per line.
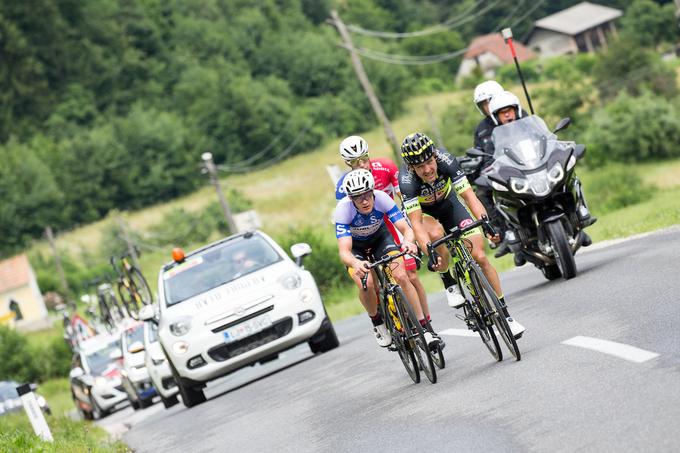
143, 320, 179, 408
141, 230, 339, 407
120, 321, 157, 410
69, 333, 128, 419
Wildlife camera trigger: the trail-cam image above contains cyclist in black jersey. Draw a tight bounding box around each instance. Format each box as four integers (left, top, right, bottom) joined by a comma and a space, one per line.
399, 132, 525, 338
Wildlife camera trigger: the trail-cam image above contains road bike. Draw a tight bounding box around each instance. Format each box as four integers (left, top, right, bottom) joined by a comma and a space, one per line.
86, 277, 126, 332
110, 248, 153, 320
362, 250, 440, 383
428, 217, 521, 361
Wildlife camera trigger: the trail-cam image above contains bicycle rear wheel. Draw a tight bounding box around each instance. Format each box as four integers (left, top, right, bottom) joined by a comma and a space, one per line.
117, 281, 139, 320
382, 295, 420, 383
128, 268, 153, 305
470, 263, 521, 361
394, 288, 437, 384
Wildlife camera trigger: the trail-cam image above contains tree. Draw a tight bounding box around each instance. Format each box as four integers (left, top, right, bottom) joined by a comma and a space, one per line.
620, 0, 678, 48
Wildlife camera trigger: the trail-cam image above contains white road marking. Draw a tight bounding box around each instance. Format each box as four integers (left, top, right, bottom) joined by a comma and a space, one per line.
562, 336, 660, 363
440, 328, 478, 337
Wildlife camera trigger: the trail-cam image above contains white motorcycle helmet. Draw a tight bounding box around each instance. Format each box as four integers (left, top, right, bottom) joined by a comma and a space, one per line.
473, 80, 504, 116
343, 169, 375, 197
488, 91, 523, 126
339, 135, 369, 163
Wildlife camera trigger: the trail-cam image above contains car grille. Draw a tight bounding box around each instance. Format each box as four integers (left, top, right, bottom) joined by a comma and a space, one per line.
207, 317, 293, 362
210, 305, 275, 333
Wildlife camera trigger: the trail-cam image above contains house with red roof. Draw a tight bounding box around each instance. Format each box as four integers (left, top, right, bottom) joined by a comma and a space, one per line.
0, 254, 49, 331
456, 32, 535, 81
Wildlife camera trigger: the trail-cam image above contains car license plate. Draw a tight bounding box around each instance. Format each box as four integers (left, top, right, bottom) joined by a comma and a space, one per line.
223, 315, 273, 344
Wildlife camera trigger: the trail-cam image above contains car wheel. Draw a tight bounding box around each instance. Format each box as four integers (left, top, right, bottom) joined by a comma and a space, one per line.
138, 396, 153, 409
130, 398, 140, 410
91, 396, 106, 420
167, 356, 206, 408
308, 316, 340, 353
161, 394, 179, 409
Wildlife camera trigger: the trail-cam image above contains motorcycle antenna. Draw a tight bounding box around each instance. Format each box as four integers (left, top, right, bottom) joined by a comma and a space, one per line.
501, 27, 535, 115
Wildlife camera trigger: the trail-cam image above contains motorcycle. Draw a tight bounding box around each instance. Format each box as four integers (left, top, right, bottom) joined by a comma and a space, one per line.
467, 115, 590, 280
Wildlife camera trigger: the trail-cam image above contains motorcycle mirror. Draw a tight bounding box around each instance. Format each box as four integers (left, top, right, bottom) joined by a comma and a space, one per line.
553, 117, 571, 133
466, 148, 488, 158
573, 144, 586, 159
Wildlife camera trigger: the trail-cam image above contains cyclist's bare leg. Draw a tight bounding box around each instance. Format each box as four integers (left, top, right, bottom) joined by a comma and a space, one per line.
351, 270, 379, 316
408, 269, 429, 317
423, 217, 452, 275
392, 260, 425, 320
469, 234, 502, 295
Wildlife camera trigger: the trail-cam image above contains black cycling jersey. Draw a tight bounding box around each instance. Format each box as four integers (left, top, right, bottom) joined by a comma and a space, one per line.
474, 116, 497, 154
399, 149, 478, 234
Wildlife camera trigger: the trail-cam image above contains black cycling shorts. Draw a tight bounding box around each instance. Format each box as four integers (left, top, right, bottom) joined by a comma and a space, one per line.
351, 225, 400, 262
422, 193, 480, 237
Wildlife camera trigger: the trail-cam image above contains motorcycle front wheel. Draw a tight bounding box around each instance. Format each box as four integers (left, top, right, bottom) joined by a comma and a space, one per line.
545, 220, 577, 280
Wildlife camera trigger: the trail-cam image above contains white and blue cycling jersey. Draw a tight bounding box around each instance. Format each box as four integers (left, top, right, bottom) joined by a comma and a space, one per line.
335, 173, 348, 201
334, 190, 404, 240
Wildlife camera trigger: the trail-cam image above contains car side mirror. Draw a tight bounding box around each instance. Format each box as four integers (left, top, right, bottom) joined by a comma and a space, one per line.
466, 147, 488, 158
128, 341, 144, 354
553, 117, 571, 133
69, 367, 85, 379
139, 304, 157, 324
290, 243, 312, 267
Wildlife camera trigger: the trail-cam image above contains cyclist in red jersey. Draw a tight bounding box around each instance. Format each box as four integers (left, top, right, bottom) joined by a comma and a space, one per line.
336, 135, 442, 338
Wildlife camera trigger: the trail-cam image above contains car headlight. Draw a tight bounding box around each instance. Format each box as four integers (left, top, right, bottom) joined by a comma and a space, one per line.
94, 377, 108, 387
547, 162, 564, 183
299, 288, 315, 304
169, 317, 193, 337
491, 180, 508, 192
172, 341, 189, 355
510, 177, 529, 194
278, 272, 302, 290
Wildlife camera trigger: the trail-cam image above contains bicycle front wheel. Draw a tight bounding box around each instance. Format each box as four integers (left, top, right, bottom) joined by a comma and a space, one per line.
459, 273, 502, 362
470, 263, 521, 361
128, 268, 154, 306
394, 287, 437, 384
117, 281, 139, 320
382, 294, 420, 384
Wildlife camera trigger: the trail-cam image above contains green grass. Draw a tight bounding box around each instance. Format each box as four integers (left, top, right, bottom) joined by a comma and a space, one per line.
0, 377, 128, 452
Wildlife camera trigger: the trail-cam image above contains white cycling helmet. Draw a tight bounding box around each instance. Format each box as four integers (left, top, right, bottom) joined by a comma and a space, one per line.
343, 169, 374, 197
339, 135, 368, 162
488, 91, 523, 125
473, 80, 504, 116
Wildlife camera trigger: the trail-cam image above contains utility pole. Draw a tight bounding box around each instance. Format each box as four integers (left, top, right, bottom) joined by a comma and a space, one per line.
116, 216, 140, 269
330, 10, 401, 162
425, 103, 445, 150
201, 152, 239, 234
45, 226, 71, 308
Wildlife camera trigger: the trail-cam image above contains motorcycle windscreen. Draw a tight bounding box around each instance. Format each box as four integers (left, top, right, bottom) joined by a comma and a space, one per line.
491, 116, 556, 170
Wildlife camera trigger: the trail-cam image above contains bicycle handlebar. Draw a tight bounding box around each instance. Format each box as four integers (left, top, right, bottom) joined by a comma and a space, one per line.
359, 250, 419, 290
426, 216, 496, 271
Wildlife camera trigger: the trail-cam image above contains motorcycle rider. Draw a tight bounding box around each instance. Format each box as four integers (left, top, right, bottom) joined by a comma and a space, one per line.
486, 91, 597, 258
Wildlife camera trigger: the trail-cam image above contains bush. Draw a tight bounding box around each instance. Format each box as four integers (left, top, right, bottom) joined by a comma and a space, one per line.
0, 326, 39, 382
274, 226, 348, 295
582, 165, 655, 215
584, 91, 680, 166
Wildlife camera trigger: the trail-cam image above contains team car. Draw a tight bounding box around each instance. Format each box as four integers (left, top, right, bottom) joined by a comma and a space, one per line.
143, 318, 179, 408
119, 321, 157, 410
140, 230, 339, 407
69, 333, 127, 419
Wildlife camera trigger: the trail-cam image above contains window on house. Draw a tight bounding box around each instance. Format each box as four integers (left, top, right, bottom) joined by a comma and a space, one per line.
9, 300, 23, 321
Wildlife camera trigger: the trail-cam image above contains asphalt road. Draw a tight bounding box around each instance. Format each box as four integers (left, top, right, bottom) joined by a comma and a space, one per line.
109, 227, 680, 453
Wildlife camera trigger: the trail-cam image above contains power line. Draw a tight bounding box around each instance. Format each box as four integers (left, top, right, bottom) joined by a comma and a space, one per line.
346, 0, 500, 38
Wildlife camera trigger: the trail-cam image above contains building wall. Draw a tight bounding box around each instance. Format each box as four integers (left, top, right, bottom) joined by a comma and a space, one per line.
456, 52, 504, 80
0, 285, 48, 325
527, 29, 577, 58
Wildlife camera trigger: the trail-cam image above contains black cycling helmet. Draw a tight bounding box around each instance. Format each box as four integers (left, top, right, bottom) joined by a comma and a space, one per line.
401, 132, 435, 165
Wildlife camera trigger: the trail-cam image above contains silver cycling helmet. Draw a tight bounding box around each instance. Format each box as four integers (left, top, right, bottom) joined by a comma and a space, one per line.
339, 135, 369, 163
473, 80, 504, 116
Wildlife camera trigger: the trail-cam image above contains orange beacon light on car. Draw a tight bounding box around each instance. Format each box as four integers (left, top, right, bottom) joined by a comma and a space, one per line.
172, 248, 185, 263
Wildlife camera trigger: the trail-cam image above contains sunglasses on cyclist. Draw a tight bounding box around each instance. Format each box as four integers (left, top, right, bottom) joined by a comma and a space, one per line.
346, 156, 369, 167
350, 192, 374, 203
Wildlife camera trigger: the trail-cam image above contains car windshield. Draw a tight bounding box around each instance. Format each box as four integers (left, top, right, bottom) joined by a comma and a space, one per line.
0, 382, 19, 401
163, 234, 282, 306
85, 341, 121, 376
491, 115, 556, 170
124, 324, 144, 349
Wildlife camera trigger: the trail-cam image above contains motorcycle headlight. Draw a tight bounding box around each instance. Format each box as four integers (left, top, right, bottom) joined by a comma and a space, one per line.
547, 162, 564, 184
169, 317, 192, 337
278, 272, 301, 290
510, 177, 529, 194
566, 155, 577, 171
491, 181, 508, 192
